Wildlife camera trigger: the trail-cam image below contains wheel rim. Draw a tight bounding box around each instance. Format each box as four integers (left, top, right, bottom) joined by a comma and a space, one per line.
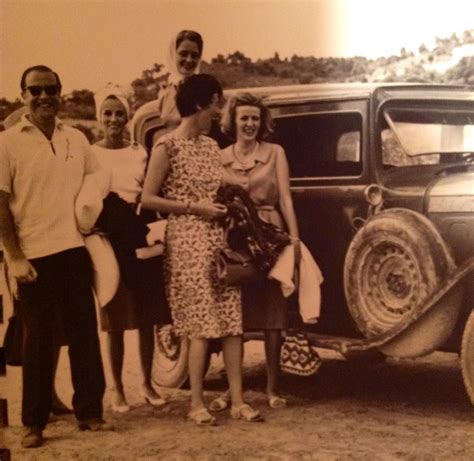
357, 240, 423, 334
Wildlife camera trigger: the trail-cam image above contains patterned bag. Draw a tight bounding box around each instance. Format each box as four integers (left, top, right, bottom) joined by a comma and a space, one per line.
280, 332, 322, 376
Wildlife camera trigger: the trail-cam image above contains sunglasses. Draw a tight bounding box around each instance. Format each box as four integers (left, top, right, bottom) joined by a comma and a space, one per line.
25, 85, 60, 96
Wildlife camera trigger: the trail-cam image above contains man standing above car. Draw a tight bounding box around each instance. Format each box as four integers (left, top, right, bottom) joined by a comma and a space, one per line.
0, 65, 113, 448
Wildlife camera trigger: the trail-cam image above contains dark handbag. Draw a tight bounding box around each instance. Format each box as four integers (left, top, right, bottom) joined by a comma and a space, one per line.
215, 247, 259, 285
2, 313, 23, 367
280, 332, 322, 376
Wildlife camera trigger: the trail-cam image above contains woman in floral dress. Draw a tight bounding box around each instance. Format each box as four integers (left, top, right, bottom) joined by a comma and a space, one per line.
141, 74, 262, 425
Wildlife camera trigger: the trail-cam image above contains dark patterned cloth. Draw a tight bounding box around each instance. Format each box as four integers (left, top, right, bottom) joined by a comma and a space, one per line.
216, 184, 291, 274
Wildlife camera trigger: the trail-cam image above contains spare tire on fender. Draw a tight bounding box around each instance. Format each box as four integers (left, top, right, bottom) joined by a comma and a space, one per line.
151, 325, 212, 388
344, 208, 459, 356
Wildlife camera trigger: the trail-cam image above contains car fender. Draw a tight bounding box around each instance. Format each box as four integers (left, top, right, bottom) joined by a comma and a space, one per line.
308, 256, 474, 356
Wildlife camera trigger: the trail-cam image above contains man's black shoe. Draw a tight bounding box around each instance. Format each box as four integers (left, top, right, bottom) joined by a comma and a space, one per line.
78, 418, 114, 432
21, 426, 43, 448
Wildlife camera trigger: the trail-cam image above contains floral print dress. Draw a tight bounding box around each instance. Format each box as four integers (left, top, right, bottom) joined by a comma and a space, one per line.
157, 134, 242, 339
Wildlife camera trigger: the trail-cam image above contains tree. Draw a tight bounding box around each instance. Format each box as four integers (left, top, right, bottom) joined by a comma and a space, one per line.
226, 51, 251, 66
462, 30, 474, 44
0, 97, 24, 122
445, 56, 474, 84
62, 89, 96, 119
418, 43, 428, 54
130, 63, 166, 110
212, 54, 226, 64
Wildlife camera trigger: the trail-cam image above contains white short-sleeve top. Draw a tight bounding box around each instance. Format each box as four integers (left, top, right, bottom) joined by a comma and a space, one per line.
91, 143, 147, 205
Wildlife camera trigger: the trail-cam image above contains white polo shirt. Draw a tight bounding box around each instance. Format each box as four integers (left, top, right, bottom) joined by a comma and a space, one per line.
0, 115, 99, 259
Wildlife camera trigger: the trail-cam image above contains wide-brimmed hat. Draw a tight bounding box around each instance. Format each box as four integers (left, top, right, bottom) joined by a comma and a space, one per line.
84, 233, 120, 307
75, 169, 111, 234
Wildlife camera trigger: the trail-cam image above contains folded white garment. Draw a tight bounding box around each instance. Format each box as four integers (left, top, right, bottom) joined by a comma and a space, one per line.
136, 243, 165, 259
145, 220, 167, 246
269, 241, 323, 324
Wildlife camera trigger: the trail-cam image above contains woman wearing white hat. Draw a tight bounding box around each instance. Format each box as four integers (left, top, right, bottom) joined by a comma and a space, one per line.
92, 88, 168, 412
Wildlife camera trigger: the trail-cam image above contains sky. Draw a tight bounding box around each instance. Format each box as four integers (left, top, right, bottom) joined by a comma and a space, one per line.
1, 0, 473, 100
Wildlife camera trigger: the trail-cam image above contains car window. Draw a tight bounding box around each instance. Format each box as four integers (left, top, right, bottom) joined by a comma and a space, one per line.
272, 112, 363, 178
380, 105, 474, 168
337, 131, 360, 162
381, 129, 439, 167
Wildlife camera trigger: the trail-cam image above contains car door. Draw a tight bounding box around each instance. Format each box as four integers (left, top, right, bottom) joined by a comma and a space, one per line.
270, 98, 371, 336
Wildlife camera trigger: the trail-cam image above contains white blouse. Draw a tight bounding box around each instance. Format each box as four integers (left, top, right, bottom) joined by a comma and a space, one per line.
92, 143, 147, 204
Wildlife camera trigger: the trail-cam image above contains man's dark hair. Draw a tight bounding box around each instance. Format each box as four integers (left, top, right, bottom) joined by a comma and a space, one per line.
176, 74, 222, 117
20, 65, 62, 92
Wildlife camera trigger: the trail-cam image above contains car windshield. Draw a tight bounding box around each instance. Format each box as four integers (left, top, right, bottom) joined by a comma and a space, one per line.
382, 106, 474, 167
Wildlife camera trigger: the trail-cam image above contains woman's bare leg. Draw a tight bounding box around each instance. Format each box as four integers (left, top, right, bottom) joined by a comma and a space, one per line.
264, 329, 283, 398
188, 338, 209, 410
107, 330, 128, 407
221, 335, 245, 407
138, 325, 163, 399
138, 326, 154, 387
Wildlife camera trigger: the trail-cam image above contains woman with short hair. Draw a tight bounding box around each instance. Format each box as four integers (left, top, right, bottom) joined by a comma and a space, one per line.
142, 75, 262, 425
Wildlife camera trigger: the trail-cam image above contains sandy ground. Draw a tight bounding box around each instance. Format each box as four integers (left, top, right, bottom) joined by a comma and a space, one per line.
1, 324, 473, 461
1, 262, 473, 460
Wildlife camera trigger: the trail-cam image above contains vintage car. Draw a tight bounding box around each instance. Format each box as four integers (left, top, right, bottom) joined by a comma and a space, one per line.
132, 83, 474, 405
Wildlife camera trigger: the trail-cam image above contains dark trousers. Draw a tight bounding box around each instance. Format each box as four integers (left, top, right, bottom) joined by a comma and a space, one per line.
17, 247, 105, 428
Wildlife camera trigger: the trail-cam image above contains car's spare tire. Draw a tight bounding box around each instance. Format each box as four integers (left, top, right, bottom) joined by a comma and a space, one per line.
344, 208, 456, 340
461, 310, 474, 405
151, 325, 189, 388
151, 324, 212, 388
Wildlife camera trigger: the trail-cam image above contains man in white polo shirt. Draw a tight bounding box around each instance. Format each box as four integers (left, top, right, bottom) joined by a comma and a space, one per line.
0, 65, 112, 448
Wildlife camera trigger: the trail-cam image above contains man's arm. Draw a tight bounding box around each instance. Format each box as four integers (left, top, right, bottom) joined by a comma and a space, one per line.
0, 191, 37, 297
0, 191, 24, 260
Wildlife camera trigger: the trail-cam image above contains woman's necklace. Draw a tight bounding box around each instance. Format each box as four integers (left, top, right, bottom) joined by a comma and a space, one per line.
233, 142, 258, 166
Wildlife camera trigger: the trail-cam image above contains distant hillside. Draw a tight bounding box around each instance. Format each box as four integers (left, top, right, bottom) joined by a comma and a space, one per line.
1, 29, 473, 126
127, 28, 474, 110
367, 33, 474, 84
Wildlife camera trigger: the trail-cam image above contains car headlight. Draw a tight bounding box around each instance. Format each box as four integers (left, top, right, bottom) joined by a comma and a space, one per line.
364, 184, 383, 207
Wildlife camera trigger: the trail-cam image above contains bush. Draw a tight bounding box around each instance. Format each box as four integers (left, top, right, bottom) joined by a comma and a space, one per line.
73, 123, 99, 144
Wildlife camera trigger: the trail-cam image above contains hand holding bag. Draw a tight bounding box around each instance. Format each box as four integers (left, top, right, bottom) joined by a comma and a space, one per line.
215, 215, 259, 286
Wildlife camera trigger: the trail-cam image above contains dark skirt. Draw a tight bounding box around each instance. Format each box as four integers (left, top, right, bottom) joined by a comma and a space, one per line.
242, 277, 288, 330
99, 256, 171, 332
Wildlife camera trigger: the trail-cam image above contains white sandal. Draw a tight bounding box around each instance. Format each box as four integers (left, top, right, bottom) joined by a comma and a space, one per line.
188, 407, 217, 426
209, 396, 230, 412
268, 395, 287, 409
230, 404, 264, 422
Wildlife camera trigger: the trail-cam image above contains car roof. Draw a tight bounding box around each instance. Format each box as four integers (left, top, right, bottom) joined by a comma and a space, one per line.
131, 82, 474, 145
224, 82, 474, 105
